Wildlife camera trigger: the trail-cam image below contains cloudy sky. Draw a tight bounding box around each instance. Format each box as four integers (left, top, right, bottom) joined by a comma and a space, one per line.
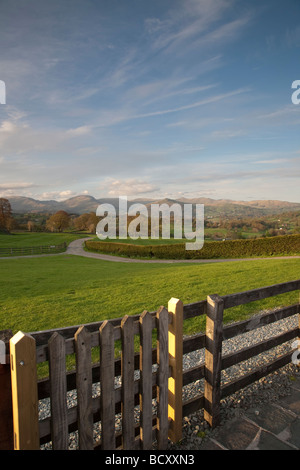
0, 0, 299, 202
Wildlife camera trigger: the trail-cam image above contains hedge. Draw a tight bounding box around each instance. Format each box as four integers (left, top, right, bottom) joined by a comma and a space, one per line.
85, 234, 300, 260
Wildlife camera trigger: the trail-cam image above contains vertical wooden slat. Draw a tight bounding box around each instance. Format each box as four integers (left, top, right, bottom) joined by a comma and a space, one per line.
9, 331, 39, 450
0, 364, 13, 450
48, 332, 69, 450
298, 293, 300, 360
168, 298, 183, 443
0, 330, 13, 450
204, 294, 224, 428
75, 326, 93, 450
121, 315, 135, 449
99, 321, 115, 450
139, 310, 153, 450
156, 306, 169, 450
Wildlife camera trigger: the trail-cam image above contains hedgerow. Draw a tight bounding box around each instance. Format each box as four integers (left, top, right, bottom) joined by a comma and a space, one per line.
85, 234, 300, 260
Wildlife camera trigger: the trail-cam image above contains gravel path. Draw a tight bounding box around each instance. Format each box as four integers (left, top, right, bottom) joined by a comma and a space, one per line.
39, 310, 300, 450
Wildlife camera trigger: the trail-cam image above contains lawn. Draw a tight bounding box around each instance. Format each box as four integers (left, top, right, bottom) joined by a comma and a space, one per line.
0, 254, 299, 337
0, 231, 89, 248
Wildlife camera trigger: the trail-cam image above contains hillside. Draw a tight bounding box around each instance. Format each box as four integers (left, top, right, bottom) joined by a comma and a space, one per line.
8, 194, 300, 218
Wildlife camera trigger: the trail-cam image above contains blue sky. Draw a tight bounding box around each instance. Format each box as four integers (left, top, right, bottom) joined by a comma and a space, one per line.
0, 0, 299, 203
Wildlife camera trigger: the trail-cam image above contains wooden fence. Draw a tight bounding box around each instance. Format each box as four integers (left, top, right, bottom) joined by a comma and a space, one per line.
0, 279, 299, 450
0, 242, 67, 257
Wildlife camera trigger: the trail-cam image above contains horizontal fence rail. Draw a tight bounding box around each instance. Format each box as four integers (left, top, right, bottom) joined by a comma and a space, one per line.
0, 242, 67, 256
0, 279, 299, 450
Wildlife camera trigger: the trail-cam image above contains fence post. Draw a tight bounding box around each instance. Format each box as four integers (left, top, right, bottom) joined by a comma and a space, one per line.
75, 326, 93, 450
99, 321, 116, 450
167, 298, 183, 443
121, 315, 135, 450
204, 294, 224, 428
9, 331, 39, 450
0, 330, 13, 450
156, 306, 169, 450
48, 332, 69, 450
298, 290, 300, 359
139, 311, 154, 450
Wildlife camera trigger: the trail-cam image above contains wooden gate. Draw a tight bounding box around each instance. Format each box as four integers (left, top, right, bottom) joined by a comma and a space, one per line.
7, 299, 184, 450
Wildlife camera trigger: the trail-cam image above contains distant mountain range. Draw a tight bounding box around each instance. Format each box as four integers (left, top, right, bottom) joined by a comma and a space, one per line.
7, 195, 300, 218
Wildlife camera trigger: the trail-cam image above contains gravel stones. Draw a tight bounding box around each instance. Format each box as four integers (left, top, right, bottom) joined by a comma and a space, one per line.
168, 312, 300, 450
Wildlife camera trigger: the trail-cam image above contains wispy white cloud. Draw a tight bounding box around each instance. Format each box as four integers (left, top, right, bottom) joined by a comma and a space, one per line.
130, 87, 250, 120
39, 190, 78, 201
101, 178, 160, 197
257, 105, 299, 120
209, 129, 246, 140
145, 0, 251, 56
66, 125, 92, 137
0, 182, 37, 190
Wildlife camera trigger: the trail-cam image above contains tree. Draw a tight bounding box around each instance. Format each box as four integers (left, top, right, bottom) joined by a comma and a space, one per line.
73, 212, 100, 233
73, 213, 91, 231
0, 198, 13, 232
46, 210, 70, 232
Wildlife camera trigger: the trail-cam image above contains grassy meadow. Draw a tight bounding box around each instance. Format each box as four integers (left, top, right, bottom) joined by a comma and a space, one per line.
1, 231, 299, 376
0, 252, 299, 337
0, 231, 88, 248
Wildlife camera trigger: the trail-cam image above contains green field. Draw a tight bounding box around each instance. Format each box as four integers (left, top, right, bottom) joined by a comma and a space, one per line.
0, 232, 89, 248
0, 253, 299, 338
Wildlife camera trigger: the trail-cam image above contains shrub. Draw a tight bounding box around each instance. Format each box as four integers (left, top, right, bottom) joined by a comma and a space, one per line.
85, 234, 300, 260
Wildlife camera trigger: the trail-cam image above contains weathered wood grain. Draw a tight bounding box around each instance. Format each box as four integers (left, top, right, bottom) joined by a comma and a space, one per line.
204, 295, 224, 428
222, 280, 300, 309
48, 332, 68, 450
74, 326, 93, 450
156, 307, 169, 450
168, 298, 183, 443
139, 311, 153, 450
10, 332, 39, 450
99, 321, 115, 450
121, 315, 135, 449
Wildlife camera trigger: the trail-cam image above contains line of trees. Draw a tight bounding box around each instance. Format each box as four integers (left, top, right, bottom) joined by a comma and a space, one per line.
44, 211, 100, 233
0, 198, 101, 234
2, 195, 300, 237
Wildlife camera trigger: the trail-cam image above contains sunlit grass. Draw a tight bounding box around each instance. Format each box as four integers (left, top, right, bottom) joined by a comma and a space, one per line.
0, 231, 88, 248
1, 253, 298, 378
0, 254, 299, 336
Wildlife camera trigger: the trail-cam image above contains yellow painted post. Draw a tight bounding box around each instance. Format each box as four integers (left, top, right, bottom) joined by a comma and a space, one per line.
10, 331, 39, 450
167, 298, 183, 443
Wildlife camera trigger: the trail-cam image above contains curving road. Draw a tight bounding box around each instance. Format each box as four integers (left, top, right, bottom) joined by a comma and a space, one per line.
65, 237, 300, 264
